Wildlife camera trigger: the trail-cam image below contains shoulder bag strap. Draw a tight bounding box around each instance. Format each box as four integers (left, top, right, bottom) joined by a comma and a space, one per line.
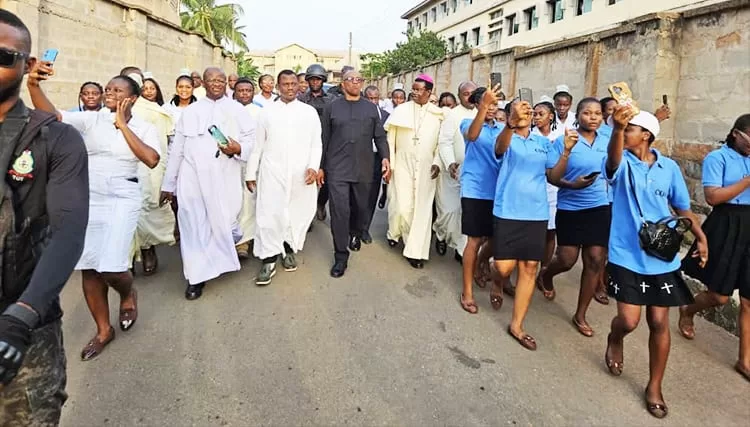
625, 162, 645, 220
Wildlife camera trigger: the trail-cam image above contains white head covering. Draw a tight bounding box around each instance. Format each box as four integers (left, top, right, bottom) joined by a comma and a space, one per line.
538, 95, 554, 104
143, 71, 154, 79
128, 72, 143, 88
629, 111, 660, 138
392, 83, 404, 91
179, 68, 191, 77
554, 84, 571, 97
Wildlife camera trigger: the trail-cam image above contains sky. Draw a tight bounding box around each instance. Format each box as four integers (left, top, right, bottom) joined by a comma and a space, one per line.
231, 0, 417, 54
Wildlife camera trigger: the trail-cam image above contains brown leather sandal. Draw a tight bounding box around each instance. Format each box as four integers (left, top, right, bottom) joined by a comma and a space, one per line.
572, 317, 594, 337
142, 246, 158, 276
735, 362, 750, 382
81, 327, 115, 361
605, 333, 624, 376
119, 288, 138, 331
644, 388, 668, 419
536, 275, 556, 301
507, 326, 537, 351
490, 289, 503, 311
678, 308, 696, 340
594, 289, 610, 305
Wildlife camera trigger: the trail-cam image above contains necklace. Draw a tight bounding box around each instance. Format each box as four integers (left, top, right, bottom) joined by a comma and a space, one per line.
412, 103, 428, 144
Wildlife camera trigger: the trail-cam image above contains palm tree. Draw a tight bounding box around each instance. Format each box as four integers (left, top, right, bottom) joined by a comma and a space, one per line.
180, 0, 248, 51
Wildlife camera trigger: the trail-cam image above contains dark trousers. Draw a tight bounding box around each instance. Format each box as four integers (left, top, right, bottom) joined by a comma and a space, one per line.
317, 182, 329, 208
365, 154, 382, 231
329, 180, 372, 262
0, 320, 67, 426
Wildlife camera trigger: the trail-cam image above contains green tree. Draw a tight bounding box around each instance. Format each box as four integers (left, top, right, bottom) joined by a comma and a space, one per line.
180, 0, 248, 51
363, 30, 448, 78
235, 53, 260, 81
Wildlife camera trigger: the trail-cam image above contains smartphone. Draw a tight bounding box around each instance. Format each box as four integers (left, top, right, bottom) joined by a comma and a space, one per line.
607, 81, 639, 114
490, 72, 502, 89
584, 171, 601, 180
662, 94, 668, 105
518, 88, 533, 105
41, 48, 58, 64
208, 125, 229, 147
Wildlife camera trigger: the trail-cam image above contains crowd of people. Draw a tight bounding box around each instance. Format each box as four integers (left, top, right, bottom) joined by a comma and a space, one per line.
0, 9, 748, 425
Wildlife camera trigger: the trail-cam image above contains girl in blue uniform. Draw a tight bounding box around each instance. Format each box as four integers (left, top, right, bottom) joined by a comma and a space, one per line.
539, 98, 611, 337
679, 114, 750, 382
603, 106, 707, 418
490, 99, 576, 351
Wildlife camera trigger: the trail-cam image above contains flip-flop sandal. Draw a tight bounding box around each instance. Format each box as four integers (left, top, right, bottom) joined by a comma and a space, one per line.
119, 288, 138, 331
536, 276, 555, 301
735, 362, 750, 382
490, 291, 503, 311
605, 333, 624, 376
572, 317, 594, 337
503, 282, 516, 297
460, 294, 478, 314
644, 388, 668, 419
594, 290, 609, 305
507, 327, 537, 351
81, 327, 115, 361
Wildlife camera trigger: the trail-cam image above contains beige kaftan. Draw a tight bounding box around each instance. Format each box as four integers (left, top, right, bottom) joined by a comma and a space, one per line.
384, 101, 444, 260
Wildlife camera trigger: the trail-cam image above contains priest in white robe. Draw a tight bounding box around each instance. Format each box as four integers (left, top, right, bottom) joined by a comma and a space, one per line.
161, 68, 255, 301
246, 70, 321, 287
232, 78, 262, 259
385, 74, 444, 269
434, 81, 477, 262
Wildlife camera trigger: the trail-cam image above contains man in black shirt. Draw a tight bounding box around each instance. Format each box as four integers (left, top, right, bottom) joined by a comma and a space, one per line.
298, 63, 334, 221
318, 70, 390, 278
0, 10, 89, 424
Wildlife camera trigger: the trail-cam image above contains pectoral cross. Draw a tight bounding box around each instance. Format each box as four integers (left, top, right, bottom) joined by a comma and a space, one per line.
412, 135, 420, 143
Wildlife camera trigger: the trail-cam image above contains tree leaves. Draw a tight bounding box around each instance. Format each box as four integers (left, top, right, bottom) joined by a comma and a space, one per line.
180, 0, 248, 51
361, 30, 447, 79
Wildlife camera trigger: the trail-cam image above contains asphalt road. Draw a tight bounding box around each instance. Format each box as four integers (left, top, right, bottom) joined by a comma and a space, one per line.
58, 212, 747, 426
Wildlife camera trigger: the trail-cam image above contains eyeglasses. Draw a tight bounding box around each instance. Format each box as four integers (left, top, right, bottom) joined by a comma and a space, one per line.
0, 48, 27, 68
344, 77, 364, 84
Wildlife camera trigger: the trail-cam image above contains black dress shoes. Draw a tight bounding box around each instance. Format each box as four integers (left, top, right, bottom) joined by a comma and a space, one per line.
349, 236, 361, 251
361, 230, 373, 244
435, 239, 447, 256
330, 261, 347, 278
185, 282, 205, 300
407, 258, 424, 269
387, 239, 398, 248
454, 250, 463, 265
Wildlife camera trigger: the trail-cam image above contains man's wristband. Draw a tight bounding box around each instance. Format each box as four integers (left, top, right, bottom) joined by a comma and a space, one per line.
3, 303, 40, 329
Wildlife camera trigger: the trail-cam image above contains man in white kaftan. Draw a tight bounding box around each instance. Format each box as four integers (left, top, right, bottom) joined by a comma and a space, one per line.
161, 68, 254, 300
385, 74, 444, 269
433, 81, 477, 261
131, 96, 175, 274
232, 78, 263, 259
246, 70, 321, 286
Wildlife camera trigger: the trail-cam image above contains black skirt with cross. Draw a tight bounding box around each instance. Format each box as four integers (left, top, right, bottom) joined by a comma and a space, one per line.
607, 263, 694, 307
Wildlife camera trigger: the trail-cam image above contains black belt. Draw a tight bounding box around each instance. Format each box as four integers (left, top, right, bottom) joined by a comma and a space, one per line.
126, 177, 138, 183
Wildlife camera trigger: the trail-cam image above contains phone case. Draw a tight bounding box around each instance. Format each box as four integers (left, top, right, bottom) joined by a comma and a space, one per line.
208, 126, 229, 146
41, 49, 58, 63
608, 82, 639, 114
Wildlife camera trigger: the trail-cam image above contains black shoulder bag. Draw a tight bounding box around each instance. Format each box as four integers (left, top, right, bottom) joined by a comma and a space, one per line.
626, 164, 691, 262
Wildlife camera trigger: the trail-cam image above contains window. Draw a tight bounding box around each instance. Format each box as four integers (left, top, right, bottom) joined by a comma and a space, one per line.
489, 29, 501, 41
577, 0, 593, 15
451, 0, 457, 13
459, 32, 468, 48
608, 0, 624, 4
408, 21, 413, 32
548, 0, 564, 23
506, 14, 519, 35
490, 10, 503, 20
471, 27, 480, 46
430, 7, 437, 23
441, 2, 448, 16
525, 7, 539, 30
448, 36, 456, 52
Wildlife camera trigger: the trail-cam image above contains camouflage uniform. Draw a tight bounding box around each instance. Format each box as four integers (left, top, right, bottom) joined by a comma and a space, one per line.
0, 320, 67, 426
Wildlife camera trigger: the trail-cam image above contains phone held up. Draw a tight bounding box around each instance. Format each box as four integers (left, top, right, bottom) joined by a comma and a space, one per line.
518, 88, 533, 105
662, 94, 668, 105
490, 72, 502, 89
39, 48, 58, 75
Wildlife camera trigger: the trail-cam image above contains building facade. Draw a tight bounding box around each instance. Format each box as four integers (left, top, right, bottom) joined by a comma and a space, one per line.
246, 44, 360, 82
402, 0, 721, 52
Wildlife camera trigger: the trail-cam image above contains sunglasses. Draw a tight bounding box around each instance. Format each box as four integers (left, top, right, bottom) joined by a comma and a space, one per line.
0, 48, 28, 68
344, 77, 364, 84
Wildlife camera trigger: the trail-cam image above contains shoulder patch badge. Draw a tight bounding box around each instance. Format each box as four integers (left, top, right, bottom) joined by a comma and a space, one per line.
8, 150, 35, 181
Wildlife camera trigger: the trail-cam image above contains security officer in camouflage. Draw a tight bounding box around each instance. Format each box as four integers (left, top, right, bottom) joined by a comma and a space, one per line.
298, 64, 334, 221
0, 10, 89, 425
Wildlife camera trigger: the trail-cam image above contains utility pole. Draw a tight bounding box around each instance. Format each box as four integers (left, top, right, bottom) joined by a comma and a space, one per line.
348, 32, 352, 66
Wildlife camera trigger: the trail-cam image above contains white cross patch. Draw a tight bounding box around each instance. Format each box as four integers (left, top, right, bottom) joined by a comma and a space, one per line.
661, 282, 674, 294
640, 282, 650, 293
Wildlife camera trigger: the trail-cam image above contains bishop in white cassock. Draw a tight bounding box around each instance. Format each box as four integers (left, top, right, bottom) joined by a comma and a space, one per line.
434, 81, 477, 261
161, 68, 255, 300
246, 70, 321, 286
385, 74, 444, 269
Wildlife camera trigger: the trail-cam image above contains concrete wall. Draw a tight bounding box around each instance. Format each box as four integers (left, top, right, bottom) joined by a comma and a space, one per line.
377, 0, 750, 214
3, 0, 236, 107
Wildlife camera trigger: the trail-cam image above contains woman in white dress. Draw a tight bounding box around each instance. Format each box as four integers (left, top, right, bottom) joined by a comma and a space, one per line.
28, 66, 160, 361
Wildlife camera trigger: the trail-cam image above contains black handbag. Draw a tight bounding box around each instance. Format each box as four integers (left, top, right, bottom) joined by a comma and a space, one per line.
627, 166, 691, 262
